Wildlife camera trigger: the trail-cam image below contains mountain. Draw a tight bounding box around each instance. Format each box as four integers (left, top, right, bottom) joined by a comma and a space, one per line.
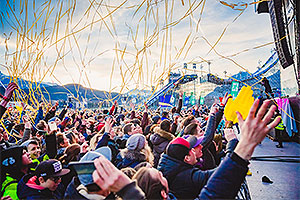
0, 71, 120, 103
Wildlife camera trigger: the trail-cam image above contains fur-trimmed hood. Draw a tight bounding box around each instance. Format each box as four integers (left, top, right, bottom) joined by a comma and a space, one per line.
120, 149, 146, 162
153, 127, 174, 141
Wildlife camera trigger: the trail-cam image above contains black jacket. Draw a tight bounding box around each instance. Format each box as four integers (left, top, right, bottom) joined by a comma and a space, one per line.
157, 154, 214, 199
17, 174, 64, 199
64, 177, 87, 199
150, 127, 174, 167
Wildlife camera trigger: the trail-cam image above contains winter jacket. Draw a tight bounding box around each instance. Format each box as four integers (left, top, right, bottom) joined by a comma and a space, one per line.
157, 153, 214, 199
1, 175, 19, 200
150, 127, 174, 167
198, 106, 225, 170
115, 149, 147, 169
17, 174, 64, 199
116, 182, 146, 200
64, 177, 85, 199
64, 177, 106, 200
197, 152, 249, 199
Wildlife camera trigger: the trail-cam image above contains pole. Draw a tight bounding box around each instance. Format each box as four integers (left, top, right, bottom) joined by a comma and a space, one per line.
193, 63, 196, 96
295, 0, 300, 93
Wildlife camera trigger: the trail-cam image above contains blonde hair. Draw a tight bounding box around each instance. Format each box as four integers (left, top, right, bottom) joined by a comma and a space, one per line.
88, 133, 103, 151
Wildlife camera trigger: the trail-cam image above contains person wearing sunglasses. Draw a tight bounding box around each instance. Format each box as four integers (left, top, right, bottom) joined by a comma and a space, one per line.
17, 159, 70, 199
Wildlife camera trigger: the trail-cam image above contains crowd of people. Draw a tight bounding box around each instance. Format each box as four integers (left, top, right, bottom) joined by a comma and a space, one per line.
0, 82, 281, 199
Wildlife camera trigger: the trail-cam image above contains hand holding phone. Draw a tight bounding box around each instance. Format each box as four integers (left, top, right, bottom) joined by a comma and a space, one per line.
48, 121, 57, 131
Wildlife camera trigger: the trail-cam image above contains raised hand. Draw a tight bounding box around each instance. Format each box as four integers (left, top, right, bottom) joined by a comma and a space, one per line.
2, 82, 18, 101
209, 103, 219, 115
179, 91, 183, 98
221, 92, 232, 106
104, 117, 114, 133
93, 155, 132, 192
234, 99, 281, 160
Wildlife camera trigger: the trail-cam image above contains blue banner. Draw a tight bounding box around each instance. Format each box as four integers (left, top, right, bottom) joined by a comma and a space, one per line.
184, 96, 190, 106
159, 95, 173, 107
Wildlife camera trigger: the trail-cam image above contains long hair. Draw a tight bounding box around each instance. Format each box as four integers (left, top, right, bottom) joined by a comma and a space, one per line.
142, 144, 154, 166
133, 167, 166, 200
58, 143, 81, 165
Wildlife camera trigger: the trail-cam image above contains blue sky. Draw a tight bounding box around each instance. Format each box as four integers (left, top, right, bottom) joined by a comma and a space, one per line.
0, 0, 275, 93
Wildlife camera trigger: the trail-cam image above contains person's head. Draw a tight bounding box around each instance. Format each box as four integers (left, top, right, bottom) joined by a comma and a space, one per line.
56, 133, 70, 148
184, 123, 197, 135
161, 111, 169, 119
123, 123, 133, 135
134, 161, 153, 171
26, 140, 41, 159
152, 115, 161, 124
65, 131, 77, 144
36, 120, 48, 132
12, 123, 25, 135
166, 136, 198, 165
132, 118, 141, 126
133, 167, 169, 200
171, 107, 176, 114
123, 123, 142, 135
182, 115, 195, 127
59, 143, 81, 165
1, 146, 32, 180
126, 134, 154, 165
49, 117, 61, 126
34, 159, 70, 191
126, 133, 146, 150
184, 135, 204, 159
160, 119, 171, 132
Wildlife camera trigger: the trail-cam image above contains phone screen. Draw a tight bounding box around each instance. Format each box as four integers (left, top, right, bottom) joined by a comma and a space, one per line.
69, 161, 96, 175
48, 122, 57, 131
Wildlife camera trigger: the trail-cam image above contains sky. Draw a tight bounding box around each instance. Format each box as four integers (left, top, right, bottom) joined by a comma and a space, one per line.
0, 0, 276, 93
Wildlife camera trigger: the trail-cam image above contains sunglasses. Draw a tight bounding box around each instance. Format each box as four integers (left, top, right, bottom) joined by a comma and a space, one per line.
49, 176, 61, 183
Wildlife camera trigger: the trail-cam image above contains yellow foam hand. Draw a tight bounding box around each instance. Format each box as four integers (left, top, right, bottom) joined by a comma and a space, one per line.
224, 86, 254, 124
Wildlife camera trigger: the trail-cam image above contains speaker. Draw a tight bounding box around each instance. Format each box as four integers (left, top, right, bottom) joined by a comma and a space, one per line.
268, 0, 294, 69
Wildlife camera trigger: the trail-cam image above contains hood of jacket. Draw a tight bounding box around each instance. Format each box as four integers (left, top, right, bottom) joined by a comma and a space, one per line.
153, 127, 174, 141
120, 149, 146, 162
17, 174, 53, 199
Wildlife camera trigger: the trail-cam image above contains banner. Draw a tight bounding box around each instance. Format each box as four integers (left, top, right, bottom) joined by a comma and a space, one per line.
200, 96, 204, 105
159, 95, 173, 107
184, 96, 190, 106
189, 92, 196, 105
231, 81, 240, 99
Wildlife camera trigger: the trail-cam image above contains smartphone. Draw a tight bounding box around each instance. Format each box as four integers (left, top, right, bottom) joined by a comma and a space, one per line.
69, 161, 96, 175
48, 121, 57, 131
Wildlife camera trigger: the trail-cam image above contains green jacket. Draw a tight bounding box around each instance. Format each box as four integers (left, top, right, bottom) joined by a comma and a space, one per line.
1, 175, 19, 200
30, 154, 50, 171
275, 121, 285, 130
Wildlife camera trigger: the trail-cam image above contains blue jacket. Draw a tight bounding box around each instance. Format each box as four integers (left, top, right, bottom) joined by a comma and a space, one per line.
115, 150, 146, 169
157, 154, 214, 199
198, 152, 249, 199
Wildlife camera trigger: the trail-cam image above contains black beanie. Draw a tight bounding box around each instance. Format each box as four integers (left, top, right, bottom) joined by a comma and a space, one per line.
1, 146, 25, 179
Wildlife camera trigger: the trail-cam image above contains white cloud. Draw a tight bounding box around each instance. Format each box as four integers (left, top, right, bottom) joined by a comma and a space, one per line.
0, 0, 277, 93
